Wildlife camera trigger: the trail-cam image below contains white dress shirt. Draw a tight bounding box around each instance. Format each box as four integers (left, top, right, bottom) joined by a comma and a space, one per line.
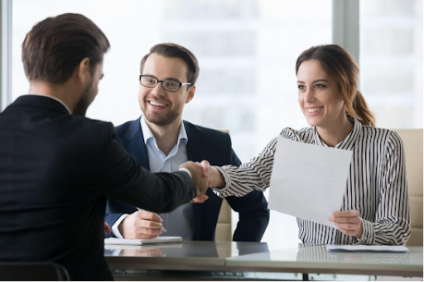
112, 117, 195, 240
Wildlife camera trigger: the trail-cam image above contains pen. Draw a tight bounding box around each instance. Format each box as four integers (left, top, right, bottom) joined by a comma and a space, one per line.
137, 208, 167, 233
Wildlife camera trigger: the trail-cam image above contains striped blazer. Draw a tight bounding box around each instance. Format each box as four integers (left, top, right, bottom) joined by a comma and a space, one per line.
214, 116, 410, 245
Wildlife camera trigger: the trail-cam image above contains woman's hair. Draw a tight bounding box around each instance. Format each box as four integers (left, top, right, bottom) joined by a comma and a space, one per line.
295, 44, 375, 127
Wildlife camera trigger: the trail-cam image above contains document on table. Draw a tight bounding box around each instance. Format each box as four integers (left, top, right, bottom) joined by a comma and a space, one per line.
104, 236, 182, 246
268, 136, 353, 228
327, 245, 409, 252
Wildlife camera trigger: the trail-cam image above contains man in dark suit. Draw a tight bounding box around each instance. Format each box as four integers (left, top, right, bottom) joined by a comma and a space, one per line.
105, 43, 269, 242
0, 14, 208, 281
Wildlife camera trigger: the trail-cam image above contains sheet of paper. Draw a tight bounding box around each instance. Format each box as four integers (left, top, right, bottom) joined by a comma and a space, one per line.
268, 136, 353, 228
104, 236, 182, 246
327, 245, 409, 252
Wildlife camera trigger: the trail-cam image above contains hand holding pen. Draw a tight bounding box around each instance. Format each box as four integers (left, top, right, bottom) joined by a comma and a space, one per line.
137, 208, 167, 233
118, 209, 166, 239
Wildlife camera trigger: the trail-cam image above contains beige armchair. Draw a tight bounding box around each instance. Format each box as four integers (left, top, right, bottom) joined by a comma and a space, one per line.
215, 200, 232, 241
394, 129, 423, 246
214, 130, 233, 242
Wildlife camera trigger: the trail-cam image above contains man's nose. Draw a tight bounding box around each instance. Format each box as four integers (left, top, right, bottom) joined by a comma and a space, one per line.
150, 82, 167, 96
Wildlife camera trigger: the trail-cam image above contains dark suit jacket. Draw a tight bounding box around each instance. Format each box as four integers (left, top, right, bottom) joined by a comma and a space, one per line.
0, 96, 196, 281
106, 118, 269, 241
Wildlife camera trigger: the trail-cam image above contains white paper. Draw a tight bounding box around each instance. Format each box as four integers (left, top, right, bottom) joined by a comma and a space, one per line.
104, 236, 182, 246
327, 245, 409, 252
268, 136, 353, 228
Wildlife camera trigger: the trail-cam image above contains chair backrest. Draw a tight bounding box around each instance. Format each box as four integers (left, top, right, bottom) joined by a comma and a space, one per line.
214, 129, 233, 241
393, 129, 423, 246
215, 199, 233, 241
0, 262, 70, 281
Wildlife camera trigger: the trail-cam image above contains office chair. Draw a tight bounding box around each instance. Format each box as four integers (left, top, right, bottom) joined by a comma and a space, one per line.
394, 129, 423, 246
0, 262, 70, 281
215, 129, 233, 242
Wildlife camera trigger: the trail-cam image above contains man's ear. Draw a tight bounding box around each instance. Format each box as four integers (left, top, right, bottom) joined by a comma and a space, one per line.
77, 58, 91, 84
185, 85, 196, 104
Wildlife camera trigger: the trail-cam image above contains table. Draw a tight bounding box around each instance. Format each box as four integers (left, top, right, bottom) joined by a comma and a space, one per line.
105, 241, 283, 272
105, 242, 423, 280
226, 244, 423, 277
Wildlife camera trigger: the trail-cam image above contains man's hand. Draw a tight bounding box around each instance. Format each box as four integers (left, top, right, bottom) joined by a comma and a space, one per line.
119, 210, 164, 239
104, 222, 111, 234
329, 210, 363, 238
180, 161, 209, 203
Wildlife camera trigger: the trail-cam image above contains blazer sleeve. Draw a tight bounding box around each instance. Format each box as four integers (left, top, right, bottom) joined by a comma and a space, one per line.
91, 123, 197, 214
223, 136, 270, 242
104, 202, 135, 238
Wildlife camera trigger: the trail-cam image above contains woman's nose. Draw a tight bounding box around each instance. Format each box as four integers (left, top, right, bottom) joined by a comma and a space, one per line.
304, 88, 315, 102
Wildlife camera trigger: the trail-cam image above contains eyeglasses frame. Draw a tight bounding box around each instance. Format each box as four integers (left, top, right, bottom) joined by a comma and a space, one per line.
139, 75, 192, 92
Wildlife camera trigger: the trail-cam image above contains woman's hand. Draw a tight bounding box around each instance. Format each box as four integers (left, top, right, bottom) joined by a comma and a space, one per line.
329, 210, 363, 238
199, 160, 226, 189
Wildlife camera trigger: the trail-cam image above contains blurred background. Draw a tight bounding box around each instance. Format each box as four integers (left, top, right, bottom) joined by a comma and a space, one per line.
8, 0, 423, 245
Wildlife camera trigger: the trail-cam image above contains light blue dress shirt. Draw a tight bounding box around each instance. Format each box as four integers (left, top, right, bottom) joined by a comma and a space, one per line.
111, 116, 195, 240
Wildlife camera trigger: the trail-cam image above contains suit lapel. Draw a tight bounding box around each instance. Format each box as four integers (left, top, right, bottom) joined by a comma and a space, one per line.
124, 118, 150, 171
185, 121, 223, 240
185, 121, 206, 162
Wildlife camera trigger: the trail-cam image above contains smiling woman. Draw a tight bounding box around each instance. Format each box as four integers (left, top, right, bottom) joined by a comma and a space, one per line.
203, 44, 411, 246
296, 59, 352, 147
295, 45, 375, 147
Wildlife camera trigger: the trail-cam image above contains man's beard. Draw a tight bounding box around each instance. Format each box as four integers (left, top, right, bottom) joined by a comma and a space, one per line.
73, 81, 94, 116
144, 110, 181, 126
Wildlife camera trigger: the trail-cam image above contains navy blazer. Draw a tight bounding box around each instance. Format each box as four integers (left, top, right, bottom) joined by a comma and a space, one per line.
106, 118, 269, 242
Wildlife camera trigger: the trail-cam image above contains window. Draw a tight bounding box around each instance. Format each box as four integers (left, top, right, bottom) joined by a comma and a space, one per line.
11, 0, 333, 245
360, 0, 423, 129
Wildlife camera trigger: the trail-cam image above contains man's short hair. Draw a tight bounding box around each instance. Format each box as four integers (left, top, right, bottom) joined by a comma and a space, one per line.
140, 43, 200, 85
22, 13, 110, 84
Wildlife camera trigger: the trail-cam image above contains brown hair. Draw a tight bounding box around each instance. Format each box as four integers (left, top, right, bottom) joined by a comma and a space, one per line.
296, 44, 375, 127
140, 43, 199, 86
22, 13, 110, 84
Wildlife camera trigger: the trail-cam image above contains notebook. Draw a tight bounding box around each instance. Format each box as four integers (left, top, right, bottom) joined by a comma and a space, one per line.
105, 243, 183, 250
104, 236, 182, 246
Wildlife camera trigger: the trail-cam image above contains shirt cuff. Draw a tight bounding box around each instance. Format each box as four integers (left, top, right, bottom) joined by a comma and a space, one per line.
179, 168, 192, 178
210, 166, 232, 198
354, 218, 375, 245
111, 214, 129, 239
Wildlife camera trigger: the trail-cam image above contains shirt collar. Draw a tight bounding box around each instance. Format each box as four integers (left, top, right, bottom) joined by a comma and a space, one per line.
24, 94, 72, 114
140, 116, 188, 146
313, 114, 362, 150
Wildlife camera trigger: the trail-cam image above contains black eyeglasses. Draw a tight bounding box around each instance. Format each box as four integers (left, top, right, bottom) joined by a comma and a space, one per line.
139, 75, 192, 92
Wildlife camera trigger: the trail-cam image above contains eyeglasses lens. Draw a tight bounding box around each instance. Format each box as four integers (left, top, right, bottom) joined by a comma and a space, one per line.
163, 80, 180, 92
141, 76, 157, 87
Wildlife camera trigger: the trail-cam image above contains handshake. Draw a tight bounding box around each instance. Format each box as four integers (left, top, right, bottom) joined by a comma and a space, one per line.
112, 161, 227, 240
179, 160, 225, 204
